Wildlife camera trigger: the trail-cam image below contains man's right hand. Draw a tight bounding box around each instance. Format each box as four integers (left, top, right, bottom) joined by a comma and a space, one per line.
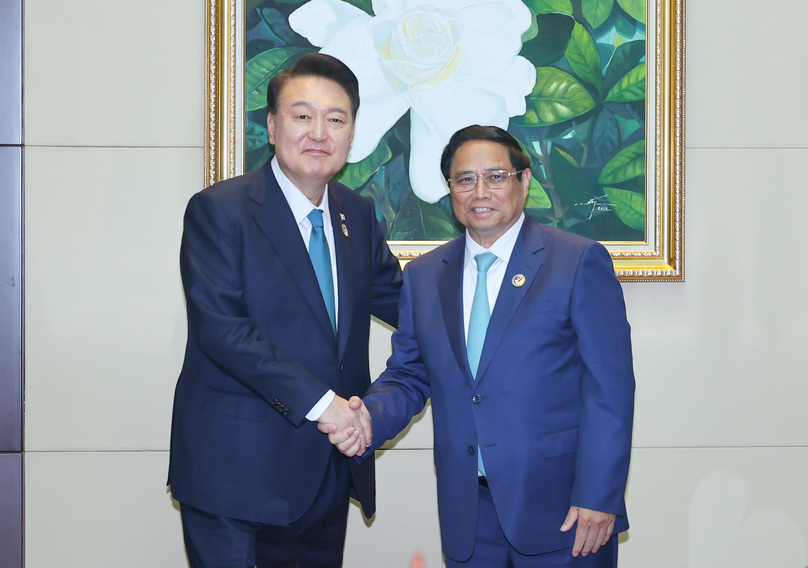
317, 396, 372, 456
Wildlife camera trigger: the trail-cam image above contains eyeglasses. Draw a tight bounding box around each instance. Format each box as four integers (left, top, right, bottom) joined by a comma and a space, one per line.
447, 170, 522, 193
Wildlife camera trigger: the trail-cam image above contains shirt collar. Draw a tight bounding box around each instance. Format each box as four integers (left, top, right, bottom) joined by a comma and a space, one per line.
271, 156, 330, 224
463, 213, 526, 269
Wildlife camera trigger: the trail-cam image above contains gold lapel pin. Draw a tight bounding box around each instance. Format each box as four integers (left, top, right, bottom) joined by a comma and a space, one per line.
511, 274, 526, 287
342, 224, 349, 237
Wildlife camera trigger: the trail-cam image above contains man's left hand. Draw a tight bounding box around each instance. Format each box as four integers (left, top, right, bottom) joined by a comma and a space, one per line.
559, 506, 615, 557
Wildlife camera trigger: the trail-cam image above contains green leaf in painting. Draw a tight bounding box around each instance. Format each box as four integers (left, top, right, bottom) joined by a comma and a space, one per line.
551, 146, 597, 207
245, 120, 268, 152
598, 139, 645, 184
246, 47, 309, 111
522, 6, 540, 43
249, 146, 272, 173
614, 10, 638, 39
604, 62, 645, 103
613, 114, 642, 140
360, 154, 410, 233
338, 0, 374, 15
582, 0, 613, 29
519, 14, 575, 67
389, 193, 458, 241
604, 186, 645, 230
260, 8, 299, 44
603, 40, 645, 94
591, 108, 621, 163
526, 176, 552, 209
616, 0, 646, 24
523, 0, 573, 14
377, 151, 409, 211
519, 67, 597, 127
564, 23, 603, 95
334, 139, 393, 188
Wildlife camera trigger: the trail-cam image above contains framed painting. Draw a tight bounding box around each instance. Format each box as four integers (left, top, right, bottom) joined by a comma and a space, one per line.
204, 0, 684, 281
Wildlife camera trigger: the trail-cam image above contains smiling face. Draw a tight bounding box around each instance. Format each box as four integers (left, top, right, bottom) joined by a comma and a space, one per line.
449, 140, 530, 248
267, 76, 355, 202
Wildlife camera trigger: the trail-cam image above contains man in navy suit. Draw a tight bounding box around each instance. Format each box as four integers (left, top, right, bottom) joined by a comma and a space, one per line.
168, 53, 402, 568
328, 126, 634, 567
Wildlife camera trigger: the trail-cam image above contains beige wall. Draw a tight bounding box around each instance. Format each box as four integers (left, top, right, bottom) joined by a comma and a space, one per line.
23, 0, 808, 566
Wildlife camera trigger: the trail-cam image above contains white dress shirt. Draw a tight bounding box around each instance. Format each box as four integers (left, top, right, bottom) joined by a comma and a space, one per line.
271, 158, 336, 420
462, 213, 526, 341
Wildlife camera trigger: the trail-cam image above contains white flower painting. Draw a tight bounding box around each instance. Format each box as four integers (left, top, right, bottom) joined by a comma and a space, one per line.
243, 0, 648, 243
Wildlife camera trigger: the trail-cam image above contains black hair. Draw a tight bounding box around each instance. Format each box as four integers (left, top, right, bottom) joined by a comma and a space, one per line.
266, 53, 360, 118
440, 125, 531, 181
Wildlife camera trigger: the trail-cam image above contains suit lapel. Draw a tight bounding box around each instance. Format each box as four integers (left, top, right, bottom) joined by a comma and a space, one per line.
475, 219, 546, 383
437, 236, 474, 385
329, 185, 353, 362
250, 164, 337, 350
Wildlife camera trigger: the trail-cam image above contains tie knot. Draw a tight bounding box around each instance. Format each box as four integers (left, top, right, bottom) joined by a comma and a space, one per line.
307, 208, 324, 228
475, 252, 497, 274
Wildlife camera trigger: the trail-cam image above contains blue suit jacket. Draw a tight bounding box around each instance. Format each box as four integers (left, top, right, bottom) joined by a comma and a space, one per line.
363, 216, 634, 561
168, 160, 402, 524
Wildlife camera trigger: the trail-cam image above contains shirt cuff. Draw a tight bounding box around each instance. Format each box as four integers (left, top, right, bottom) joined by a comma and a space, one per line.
306, 390, 336, 421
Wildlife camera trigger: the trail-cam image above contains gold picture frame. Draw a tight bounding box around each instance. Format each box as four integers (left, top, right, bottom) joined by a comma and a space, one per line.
205, 0, 684, 282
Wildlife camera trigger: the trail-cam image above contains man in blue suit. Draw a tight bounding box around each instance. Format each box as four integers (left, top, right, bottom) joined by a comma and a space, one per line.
328, 126, 634, 567
168, 54, 402, 567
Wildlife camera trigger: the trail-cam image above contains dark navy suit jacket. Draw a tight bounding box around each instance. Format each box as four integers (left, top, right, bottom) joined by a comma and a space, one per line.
363, 216, 634, 561
168, 160, 402, 524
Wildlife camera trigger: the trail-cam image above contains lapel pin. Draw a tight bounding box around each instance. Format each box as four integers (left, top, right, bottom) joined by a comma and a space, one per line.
511, 274, 526, 287
340, 213, 346, 221
342, 223, 349, 237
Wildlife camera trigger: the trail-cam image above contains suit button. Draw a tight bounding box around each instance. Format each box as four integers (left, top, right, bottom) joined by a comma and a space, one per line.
468, 446, 475, 455
472, 394, 481, 403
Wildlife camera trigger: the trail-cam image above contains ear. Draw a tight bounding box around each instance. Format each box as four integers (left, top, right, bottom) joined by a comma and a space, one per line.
266, 112, 276, 146
520, 168, 532, 199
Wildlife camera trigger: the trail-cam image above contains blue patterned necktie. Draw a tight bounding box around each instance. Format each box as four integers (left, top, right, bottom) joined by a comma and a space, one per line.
307, 209, 336, 336
467, 252, 496, 476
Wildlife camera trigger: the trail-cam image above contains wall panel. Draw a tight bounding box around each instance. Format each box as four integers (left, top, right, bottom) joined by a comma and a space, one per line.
0, 2, 24, 566
24, 0, 204, 147
686, 0, 808, 148
0, 148, 22, 451
0, 454, 23, 568
25, 451, 187, 567
620, 447, 808, 568
24, 147, 201, 451
625, 148, 808, 449
0, 0, 22, 144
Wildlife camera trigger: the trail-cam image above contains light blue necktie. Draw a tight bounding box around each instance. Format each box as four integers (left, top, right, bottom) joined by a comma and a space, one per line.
467, 252, 497, 379
467, 252, 497, 476
307, 209, 336, 336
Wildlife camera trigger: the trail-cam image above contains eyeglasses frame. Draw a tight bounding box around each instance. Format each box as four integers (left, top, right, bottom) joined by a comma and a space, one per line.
446, 169, 524, 193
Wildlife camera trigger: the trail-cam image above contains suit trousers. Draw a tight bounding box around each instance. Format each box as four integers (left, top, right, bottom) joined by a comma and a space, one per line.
181, 448, 351, 568
445, 483, 617, 568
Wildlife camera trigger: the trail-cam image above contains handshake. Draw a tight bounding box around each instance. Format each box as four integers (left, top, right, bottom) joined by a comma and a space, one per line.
316, 395, 372, 457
